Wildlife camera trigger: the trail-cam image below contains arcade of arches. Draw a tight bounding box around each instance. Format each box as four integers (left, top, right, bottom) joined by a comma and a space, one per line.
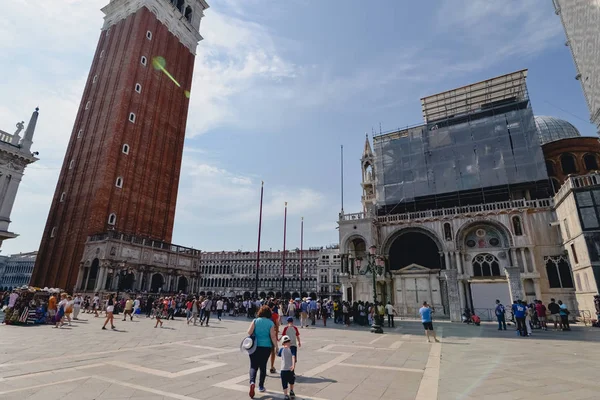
340, 221, 558, 321
77, 258, 197, 294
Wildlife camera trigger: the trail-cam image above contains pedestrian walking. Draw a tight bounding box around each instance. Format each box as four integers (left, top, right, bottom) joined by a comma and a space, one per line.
419, 301, 440, 343
217, 298, 224, 321
558, 300, 571, 331
514, 300, 527, 336
385, 301, 397, 328
494, 299, 506, 330
246, 305, 277, 398
102, 294, 116, 330
548, 298, 562, 331
278, 335, 296, 400
73, 293, 83, 320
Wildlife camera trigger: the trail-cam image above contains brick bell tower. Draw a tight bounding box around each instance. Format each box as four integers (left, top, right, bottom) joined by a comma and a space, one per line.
31, 0, 209, 290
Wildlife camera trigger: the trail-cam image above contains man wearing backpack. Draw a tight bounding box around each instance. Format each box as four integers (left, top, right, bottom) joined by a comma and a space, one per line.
495, 299, 506, 330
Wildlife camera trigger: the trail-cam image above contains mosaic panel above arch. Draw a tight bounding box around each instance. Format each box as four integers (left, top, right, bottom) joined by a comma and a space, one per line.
464, 225, 505, 250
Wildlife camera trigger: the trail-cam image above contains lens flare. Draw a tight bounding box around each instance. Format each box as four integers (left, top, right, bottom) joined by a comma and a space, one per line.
152, 56, 181, 87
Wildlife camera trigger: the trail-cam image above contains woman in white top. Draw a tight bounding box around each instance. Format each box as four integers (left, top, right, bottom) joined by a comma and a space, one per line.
55, 293, 68, 328
102, 294, 116, 330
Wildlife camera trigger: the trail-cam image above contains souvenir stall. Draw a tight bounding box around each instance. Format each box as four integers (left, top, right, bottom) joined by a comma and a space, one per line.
2, 287, 62, 325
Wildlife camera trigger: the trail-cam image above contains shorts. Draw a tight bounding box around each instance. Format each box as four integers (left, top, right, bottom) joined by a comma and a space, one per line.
48, 309, 56, 317
290, 345, 298, 361
272, 314, 279, 325
106, 306, 114, 313
280, 370, 295, 389
422, 321, 434, 331
538, 316, 547, 322
551, 314, 560, 322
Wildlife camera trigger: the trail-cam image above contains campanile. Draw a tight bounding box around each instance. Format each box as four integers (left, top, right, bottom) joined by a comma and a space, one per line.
31, 0, 209, 290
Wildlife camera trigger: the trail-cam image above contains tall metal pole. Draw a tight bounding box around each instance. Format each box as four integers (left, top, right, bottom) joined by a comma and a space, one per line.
300, 217, 303, 297
282, 202, 288, 296
255, 181, 264, 298
341, 145, 344, 215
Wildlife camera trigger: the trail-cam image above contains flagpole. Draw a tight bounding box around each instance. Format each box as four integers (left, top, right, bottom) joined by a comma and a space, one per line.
281, 202, 288, 297
255, 181, 264, 298
300, 217, 304, 297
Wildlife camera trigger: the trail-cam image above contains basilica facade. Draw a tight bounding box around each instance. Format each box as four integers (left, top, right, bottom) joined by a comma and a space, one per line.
338, 70, 600, 321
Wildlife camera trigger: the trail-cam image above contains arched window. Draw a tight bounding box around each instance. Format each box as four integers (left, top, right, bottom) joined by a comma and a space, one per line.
60, 192, 66, 202
177, 0, 185, 12
108, 213, 117, 225
140, 56, 147, 66
135, 83, 142, 93
128, 112, 136, 123
583, 154, 599, 171
561, 153, 577, 175
443, 223, 452, 241
472, 253, 501, 277
545, 255, 574, 288
115, 177, 123, 188
512, 216, 523, 236
185, 6, 193, 22
122, 144, 130, 154
545, 160, 555, 176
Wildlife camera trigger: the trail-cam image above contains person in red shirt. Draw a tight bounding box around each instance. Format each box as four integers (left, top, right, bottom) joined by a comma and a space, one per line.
535, 300, 548, 331
185, 299, 193, 322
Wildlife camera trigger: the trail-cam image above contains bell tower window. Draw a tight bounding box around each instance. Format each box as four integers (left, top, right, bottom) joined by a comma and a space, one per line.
108, 213, 117, 226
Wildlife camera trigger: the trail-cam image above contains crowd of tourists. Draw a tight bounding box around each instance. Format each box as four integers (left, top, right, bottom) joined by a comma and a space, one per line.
492, 298, 575, 336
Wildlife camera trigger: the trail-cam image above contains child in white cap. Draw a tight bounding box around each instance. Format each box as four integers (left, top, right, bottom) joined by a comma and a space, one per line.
278, 335, 296, 399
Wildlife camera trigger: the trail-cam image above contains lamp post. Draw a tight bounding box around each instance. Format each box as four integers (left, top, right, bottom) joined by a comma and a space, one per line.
356, 245, 384, 334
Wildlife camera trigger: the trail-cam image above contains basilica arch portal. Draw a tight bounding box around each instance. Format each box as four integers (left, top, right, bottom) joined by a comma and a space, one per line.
383, 227, 448, 316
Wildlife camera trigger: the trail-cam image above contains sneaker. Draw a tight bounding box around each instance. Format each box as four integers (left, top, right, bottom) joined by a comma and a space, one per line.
258, 386, 265, 392
290, 390, 296, 398
284, 396, 290, 400
102, 327, 106, 330
249, 383, 255, 398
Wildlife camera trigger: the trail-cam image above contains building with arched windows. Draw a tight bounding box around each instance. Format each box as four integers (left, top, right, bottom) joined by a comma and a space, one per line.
339, 70, 600, 321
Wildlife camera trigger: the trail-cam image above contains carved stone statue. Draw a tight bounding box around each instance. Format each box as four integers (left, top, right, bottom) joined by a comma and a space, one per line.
14, 121, 25, 136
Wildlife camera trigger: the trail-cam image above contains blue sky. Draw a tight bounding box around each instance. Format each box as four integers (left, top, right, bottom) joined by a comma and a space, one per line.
0, 0, 596, 255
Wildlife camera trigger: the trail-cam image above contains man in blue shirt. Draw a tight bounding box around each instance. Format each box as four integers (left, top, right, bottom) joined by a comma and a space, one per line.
419, 301, 439, 343
309, 299, 317, 326
513, 300, 527, 336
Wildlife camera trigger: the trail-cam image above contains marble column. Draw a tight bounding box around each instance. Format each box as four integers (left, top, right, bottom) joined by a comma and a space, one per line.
510, 248, 520, 272
456, 252, 464, 274
458, 280, 466, 311
75, 265, 85, 291
504, 266, 524, 303
442, 269, 462, 322
520, 248, 529, 273
444, 252, 451, 270
94, 267, 106, 293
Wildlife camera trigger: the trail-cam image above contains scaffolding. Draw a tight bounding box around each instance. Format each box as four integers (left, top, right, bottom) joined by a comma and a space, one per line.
373, 70, 550, 213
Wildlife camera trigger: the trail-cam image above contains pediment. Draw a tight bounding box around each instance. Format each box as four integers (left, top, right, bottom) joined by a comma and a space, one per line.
399, 263, 430, 272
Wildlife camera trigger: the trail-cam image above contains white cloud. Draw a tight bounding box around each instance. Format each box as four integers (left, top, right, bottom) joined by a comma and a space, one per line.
186, 10, 297, 136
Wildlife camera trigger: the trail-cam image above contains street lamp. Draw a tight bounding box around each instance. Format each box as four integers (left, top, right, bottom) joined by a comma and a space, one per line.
356, 245, 385, 334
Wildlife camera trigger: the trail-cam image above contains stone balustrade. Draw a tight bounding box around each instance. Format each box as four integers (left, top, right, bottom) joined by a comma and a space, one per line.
339, 198, 554, 224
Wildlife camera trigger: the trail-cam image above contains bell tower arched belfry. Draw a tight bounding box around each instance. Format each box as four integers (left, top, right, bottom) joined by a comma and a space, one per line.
361, 134, 376, 215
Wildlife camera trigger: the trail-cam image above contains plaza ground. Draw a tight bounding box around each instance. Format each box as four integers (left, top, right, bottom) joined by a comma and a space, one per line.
0, 315, 599, 400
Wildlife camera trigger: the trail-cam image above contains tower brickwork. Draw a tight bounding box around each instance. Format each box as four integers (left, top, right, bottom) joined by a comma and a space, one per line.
31, 0, 209, 290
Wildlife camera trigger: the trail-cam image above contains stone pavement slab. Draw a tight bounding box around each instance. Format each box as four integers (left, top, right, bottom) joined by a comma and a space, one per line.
0, 314, 599, 399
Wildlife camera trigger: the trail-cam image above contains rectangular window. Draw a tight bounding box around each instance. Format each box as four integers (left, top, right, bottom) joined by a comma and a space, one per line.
128, 113, 136, 123
576, 190, 600, 230
571, 243, 579, 264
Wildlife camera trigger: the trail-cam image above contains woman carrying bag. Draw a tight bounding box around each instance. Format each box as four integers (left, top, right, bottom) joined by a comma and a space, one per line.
243, 305, 278, 398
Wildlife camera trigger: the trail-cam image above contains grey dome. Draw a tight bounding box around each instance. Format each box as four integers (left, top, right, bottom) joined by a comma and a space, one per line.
535, 116, 581, 145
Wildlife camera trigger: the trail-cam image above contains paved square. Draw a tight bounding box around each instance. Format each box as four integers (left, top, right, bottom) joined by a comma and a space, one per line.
0, 315, 599, 399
